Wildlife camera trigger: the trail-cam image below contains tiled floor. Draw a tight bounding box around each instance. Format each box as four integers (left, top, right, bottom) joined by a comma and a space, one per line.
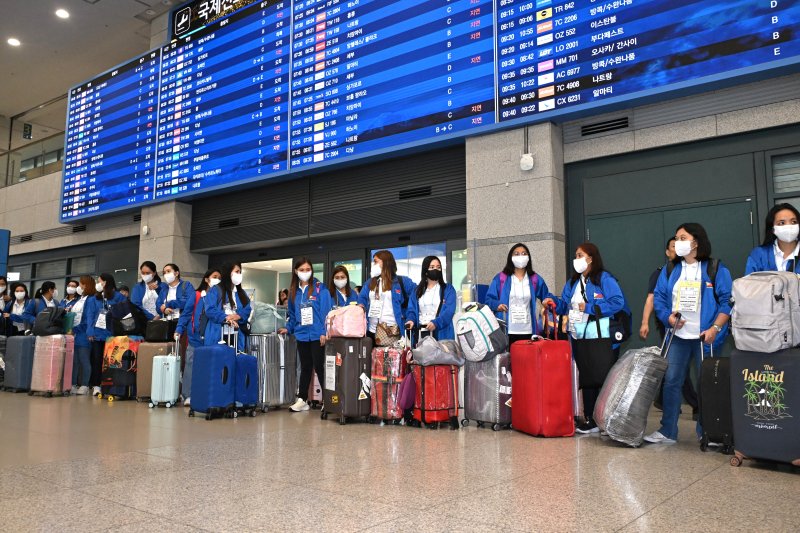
0, 393, 797, 532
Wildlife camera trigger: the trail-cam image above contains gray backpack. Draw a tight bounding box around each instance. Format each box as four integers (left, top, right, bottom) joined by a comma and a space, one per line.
249, 302, 287, 334
731, 271, 800, 353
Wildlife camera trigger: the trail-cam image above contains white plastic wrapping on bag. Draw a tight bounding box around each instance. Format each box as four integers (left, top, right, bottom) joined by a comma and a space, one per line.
463, 352, 512, 427
594, 346, 668, 447
412, 336, 465, 367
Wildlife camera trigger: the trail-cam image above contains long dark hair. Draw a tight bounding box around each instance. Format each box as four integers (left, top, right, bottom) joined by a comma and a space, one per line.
762, 203, 800, 246
289, 257, 314, 304
219, 262, 250, 308
0, 276, 8, 296
369, 250, 398, 292
140, 260, 162, 284
416, 256, 445, 298
571, 242, 606, 286
277, 289, 289, 305
34, 281, 56, 301
95, 273, 117, 300
329, 265, 352, 300
197, 269, 221, 292
674, 222, 712, 263
502, 243, 535, 277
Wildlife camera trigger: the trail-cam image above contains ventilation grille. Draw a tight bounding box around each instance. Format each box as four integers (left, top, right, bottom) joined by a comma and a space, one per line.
20, 235, 33, 242
133, 214, 142, 222
72, 225, 87, 233
9, 213, 138, 245
399, 186, 432, 200
581, 117, 630, 137
218, 218, 240, 229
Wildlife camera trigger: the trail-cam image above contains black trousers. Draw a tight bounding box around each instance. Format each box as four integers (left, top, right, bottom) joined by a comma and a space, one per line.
297, 340, 325, 402
89, 340, 106, 387
583, 347, 620, 422
508, 334, 532, 347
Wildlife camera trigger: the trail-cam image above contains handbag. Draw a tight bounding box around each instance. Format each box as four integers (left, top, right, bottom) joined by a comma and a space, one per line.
375, 322, 401, 347
411, 336, 465, 366
571, 305, 616, 389
145, 319, 177, 342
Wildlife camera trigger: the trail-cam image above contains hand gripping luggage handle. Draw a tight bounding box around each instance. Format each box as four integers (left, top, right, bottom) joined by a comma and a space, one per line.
172, 337, 181, 360
660, 313, 681, 359
543, 302, 561, 341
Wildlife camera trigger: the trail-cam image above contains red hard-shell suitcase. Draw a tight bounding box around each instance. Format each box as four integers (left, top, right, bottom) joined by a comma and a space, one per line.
511, 338, 574, 437
411, 364, 459, 429
370, 345, 409, 422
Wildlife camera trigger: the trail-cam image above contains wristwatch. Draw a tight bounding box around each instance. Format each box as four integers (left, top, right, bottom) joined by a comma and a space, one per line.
712, 324, 722, 332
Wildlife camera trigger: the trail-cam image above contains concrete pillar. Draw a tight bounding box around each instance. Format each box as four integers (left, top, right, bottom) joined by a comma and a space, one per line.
465, 122, 567, 293
138, 201, 208, 285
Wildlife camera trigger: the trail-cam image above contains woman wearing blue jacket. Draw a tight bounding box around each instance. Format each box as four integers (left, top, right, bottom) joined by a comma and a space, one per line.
60, 280, 80, 309
4, 283, 32, 334
544, 242, 631, 434
85, 273, 127, 397
648, 223, 732, 445
25, 281, 58, 322
485, 243, 557, 345
68, 276, 95, 395
131, 261, 165, 320
329, 265, 359, 307
410, 256, 457, 341
279, 258, 332, 412
203, 262, 251, 349
156, 263, 195, 331
745, 203, 800, 274
358, 250, 418, 342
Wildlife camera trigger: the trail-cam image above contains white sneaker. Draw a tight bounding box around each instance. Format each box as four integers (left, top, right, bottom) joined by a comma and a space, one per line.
644, 431, 676, 444
70, 386, 79, 395
183, 397, 191, 407
290, 398, 310, 412
92, 386, 101, 397
77, 386, 89, 396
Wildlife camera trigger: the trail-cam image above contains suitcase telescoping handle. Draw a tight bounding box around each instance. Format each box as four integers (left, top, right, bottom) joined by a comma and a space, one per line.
660, 312, 681, 359
172, 337, 181, 360
543, 301, 560, 340
220, 326, 239, 353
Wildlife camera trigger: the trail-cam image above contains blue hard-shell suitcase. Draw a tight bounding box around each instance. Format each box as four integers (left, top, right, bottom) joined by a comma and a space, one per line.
189, 342, 235, 420
3, 336, 37, 392
234, 354, 259, 416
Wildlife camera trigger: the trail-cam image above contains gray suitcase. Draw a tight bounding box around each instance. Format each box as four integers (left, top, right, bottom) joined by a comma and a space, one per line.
249, 334, 297, 411
321, 337, 373, 424
4, 336, 36, 392
462, 352, 512, 430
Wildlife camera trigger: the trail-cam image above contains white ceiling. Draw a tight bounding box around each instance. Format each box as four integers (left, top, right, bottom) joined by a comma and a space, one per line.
0, 0, 177, 118
243, 259, 295, 272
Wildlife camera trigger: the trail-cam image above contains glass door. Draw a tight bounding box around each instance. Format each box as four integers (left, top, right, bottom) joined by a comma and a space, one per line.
329, 248, 365, 290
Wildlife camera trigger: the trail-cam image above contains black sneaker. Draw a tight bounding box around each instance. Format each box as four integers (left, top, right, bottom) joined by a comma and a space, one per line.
576, 420, 599, 434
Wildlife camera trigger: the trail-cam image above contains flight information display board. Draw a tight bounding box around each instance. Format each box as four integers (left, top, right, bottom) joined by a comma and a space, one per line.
61, 0, 800, 221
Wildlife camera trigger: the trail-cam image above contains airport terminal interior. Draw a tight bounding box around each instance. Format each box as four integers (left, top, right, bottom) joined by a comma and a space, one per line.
1, 0, 799, 531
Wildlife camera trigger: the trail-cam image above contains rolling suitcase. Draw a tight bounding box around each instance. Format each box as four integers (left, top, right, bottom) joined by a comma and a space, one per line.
511, 338, 574, 437
308, 369, 322, 408
189, 334, 236, 420
149, 339, 181, 409
100, 336, 142, 401
411, 364, 459, 429
698, 344, 734, 454
63, 336, 74, 393
3, 336, 37, 392
234, 336, 259, 417
462, 352, 512, 431
136, 342, 172, 401
30, 335, 71, 396
370, 344, 409, 423
729, 349, 800, 468
249, 333, 297, 411
321, 337, 373, 425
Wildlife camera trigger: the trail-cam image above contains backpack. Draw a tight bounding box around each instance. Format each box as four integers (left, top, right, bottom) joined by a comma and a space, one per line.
731, 271, 800, 353
32, 307, 66, 336
108, 299, 148, 336
455, 303, 508, 362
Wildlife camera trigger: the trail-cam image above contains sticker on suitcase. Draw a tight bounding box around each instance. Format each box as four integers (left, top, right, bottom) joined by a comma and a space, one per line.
741, 364, 791, 424
325, 355, 336, 391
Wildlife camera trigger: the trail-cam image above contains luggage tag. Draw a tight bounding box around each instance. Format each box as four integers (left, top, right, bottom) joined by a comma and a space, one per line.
676, 280, 702, 313
300, 303, 314, 326
359, 372, 371, 400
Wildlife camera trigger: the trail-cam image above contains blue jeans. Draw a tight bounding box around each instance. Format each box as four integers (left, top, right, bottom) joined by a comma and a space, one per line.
182, 344, 195, 398
72, 345, 92, 387
659, 336, 703, 440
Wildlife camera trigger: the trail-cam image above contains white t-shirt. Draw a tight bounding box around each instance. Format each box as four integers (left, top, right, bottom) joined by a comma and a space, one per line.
44, 298, 56, 308
419, 285, 441, 325
568, 276, 590, 338
673, 261, 702, 339
166, 283, 181, 320
368, 281, 397, 333
71, 296, 87, 325
12, 301, 26, 331
142, 287, 158, 317
773, 240, 800, 272
508, 274, 533, 335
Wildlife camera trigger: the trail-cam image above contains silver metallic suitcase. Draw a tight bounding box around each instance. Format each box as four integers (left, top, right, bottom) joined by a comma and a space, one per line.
462, 352, 512, 430
249, 334, 297, 411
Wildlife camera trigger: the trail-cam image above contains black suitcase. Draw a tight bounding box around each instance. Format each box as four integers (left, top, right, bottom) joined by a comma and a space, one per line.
729, 349, 800, 467
699, 354, 734, 454
320, 337, 373, 425
3, 336, 36, 392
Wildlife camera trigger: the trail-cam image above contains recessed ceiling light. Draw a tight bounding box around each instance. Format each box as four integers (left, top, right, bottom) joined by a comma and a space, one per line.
7, 38, 21, 47
55, 9, 70, 19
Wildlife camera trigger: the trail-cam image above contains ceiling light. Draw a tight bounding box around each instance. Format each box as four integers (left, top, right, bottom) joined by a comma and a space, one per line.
55, 9, 70, 19
7, 38, 21, 47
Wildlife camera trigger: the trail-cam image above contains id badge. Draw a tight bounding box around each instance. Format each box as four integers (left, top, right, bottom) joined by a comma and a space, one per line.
677, 280, 701, 313
510, 304, 529, 325
95, 312, 107, 330
568, 309, 586, 326
301, 305, 314, 326
368, 299, 383, 319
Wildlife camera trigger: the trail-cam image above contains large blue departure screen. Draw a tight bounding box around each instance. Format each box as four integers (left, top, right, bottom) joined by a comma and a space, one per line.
61, 0, 800, 221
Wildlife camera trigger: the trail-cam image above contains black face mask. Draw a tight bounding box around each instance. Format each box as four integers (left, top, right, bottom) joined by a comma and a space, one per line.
425, 269, 442, 281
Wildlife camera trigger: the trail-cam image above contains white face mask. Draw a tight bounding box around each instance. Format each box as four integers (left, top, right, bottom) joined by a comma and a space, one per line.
774, 224, 800, 244
164, 272, 176, 284
95, 282, 104, 293
52, 290, 58, 300
512, 255, 529, 269
76, 286, 84, 296
297, 270, 312, 283
334, 278, 348, 289
230, 272, 243, 286
370, 263, 382, 278
66, 286, 77, 295
141, 273, 154, 284
674, 240, 694, 257
15, 292, 25, 301
208, 278, 221, 287
0, 285, 6, 293
573, 257, 589, 274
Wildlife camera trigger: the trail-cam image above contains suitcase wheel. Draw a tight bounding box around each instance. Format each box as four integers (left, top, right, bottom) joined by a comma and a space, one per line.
166, 402, 172, 409
136, 398, 141, 403
97, 393, 103, 399
205, 414, 212, 421
339, 416, 347, 425
45, 392, 53, 398
107, 396, 114, 402
392, 419, 401, 426
491, 423, 501, 432
476, 421, 484, 429
232, 410, 239, 418
730, 456, 742, 467
149, 402, 155, 409
261, 406, 269, 413
188, 409, 195, 417
320, 411, 327, 420
27, 391, 33, 396
461, 419, 469, 427
249, 410, 257, 417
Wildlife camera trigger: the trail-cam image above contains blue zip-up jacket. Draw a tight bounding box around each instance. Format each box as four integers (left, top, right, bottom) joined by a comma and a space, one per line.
409, 283, 458, 341
485, 272, 557, 335
555, 271, 632, 350
69, 296, 91, 348
203, 285, 252, 348
358, 276, 419, 328
131, 281, 166, 320
287, 280, 332, 342
85, 291, 127, 341
157, 280, 195, 335
745, 243, 800, 274
654, 260, 733, 352
187, 291, 206, 348
333, 288, 359, 307
60, 297, 80, 309
8, 297, 31, 329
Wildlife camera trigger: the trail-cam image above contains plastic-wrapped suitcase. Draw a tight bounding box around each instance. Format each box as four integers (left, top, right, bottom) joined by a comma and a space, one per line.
462, 352, 512, 431
3, 336, 37, 392
249, 334, 297, 411
511, 338, 574, 437
370, 344, 409, 422
698, 344, 734, 454
189, 337, 236, 420
100, 336, 142, 401
234, 351, 259, 417
149, 340, 181, 409
30, 335, 71, 396
411, 364, 459, 429
136, 342, 171, 401
321, 337, 373, 425
729, 349, 800, 468
594, 331, 674, 447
